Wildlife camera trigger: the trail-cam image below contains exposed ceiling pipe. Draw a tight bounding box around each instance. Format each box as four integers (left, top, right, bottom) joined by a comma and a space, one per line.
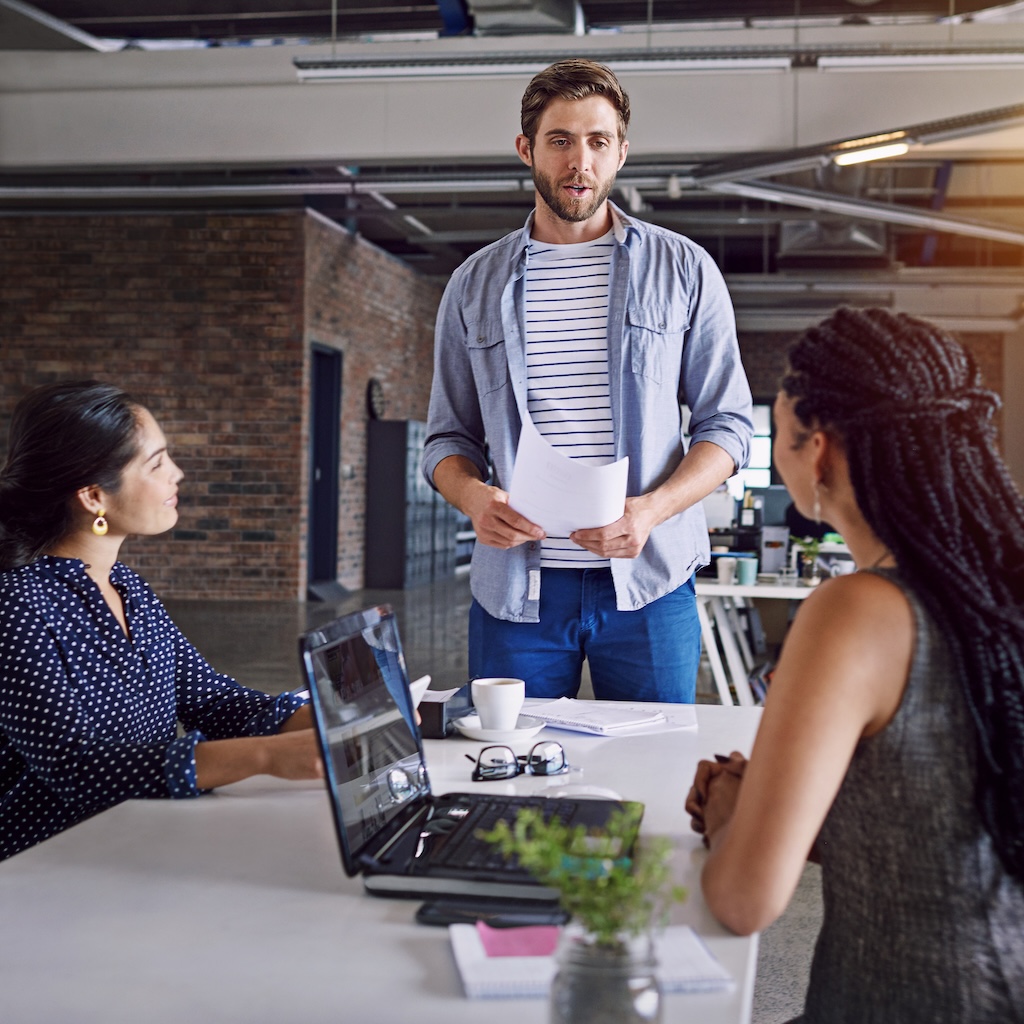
2, 168, 1021, 249
704, 178, 1024, 248
689, 101, 1024, 187
0, 0, 120, 51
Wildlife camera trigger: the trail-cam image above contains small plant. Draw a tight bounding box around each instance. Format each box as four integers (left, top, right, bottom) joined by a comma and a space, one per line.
481, 804, 686, 949
791, 534, 821, 564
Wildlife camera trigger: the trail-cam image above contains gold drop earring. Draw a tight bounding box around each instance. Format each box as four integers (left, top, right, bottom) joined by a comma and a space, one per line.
812, 482, 822, 524
92, 508, 109, 537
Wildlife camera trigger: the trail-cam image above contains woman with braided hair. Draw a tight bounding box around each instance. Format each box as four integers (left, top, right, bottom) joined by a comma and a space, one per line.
686, 307, 1024, 1022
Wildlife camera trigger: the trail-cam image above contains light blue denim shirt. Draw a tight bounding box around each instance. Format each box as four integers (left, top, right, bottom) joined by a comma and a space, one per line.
422, 204, 753, 623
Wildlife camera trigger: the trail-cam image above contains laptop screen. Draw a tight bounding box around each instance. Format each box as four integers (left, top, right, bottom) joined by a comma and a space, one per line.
300, 605, 430, 874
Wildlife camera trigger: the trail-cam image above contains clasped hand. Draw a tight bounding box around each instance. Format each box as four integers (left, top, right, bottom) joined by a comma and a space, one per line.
570, 496, 659, 560
685, 751, 747, 847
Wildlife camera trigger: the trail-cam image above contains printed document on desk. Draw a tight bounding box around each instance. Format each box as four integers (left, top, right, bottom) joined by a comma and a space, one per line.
508, 415, 629, 534
528, 698, 697, 736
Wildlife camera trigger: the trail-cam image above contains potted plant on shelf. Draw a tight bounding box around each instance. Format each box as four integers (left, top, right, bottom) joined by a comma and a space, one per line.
792, 534, 823, 586
483, 804, 686, 1024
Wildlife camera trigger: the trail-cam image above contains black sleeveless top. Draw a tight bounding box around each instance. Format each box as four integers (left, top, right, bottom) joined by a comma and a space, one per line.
794, 570, 1024, 1023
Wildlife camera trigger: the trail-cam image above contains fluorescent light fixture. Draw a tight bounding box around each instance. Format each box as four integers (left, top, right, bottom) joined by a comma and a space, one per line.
833, 142, 911, 166
819, 52, 1024, 71
295, 58, 547, 80
294, 52, 790, 82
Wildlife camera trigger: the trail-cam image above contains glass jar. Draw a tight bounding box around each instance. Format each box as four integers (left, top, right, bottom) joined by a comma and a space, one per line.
549, 927, 662, 1024
799, 551, 822, 586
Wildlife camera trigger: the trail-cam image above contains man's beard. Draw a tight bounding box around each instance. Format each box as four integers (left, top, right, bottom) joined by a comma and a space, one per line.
532, 168, 616, 224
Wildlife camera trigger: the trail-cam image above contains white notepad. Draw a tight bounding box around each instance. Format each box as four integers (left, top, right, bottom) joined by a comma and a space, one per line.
450, 924, 734, 999
526, 698, 664, 735
527, 698, 697, 736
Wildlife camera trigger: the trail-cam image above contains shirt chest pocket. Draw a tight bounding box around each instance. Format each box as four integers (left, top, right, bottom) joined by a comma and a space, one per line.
625, 304, 688, 385
464, 318, 511, 396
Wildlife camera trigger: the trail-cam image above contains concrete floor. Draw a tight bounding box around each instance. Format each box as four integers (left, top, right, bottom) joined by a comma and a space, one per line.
165, 572, 821, 1024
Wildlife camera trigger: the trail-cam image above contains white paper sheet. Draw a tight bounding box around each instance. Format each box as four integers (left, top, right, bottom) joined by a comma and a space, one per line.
450, 923, 734, 999
508, 415, 629, 535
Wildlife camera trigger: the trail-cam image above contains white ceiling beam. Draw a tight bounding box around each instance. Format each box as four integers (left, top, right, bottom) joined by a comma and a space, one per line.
2, 24, 1024, 170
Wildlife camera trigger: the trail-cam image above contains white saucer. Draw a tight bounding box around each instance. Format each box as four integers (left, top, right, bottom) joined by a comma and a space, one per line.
452, 714, 546, 744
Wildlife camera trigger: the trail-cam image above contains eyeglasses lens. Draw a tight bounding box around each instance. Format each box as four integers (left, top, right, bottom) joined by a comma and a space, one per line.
527, 741, 568, 776
477, 746, 519, 780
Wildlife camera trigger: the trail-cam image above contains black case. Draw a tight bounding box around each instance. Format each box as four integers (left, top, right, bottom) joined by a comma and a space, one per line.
418, 683, 473, 739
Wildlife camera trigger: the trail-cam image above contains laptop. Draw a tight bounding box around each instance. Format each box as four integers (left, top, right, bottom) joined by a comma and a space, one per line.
299, 604, 642, 901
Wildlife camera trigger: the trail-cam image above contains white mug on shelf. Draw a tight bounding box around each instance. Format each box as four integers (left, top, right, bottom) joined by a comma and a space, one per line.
716, 556, 738, 585
471, 677, 526, 732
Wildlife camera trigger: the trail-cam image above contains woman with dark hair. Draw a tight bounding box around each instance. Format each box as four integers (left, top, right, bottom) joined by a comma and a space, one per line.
686, 308, 1024, 1021
0, 381, 321, 860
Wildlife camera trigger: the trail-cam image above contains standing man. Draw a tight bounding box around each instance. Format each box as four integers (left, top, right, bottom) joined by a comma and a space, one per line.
422, 59, 753, 703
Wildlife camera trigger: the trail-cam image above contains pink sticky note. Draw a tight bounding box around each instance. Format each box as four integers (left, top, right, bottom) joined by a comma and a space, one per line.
475, 921, 561, 957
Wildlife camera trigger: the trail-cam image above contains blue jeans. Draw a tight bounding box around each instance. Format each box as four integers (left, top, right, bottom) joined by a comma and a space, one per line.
468, 568, 700, 703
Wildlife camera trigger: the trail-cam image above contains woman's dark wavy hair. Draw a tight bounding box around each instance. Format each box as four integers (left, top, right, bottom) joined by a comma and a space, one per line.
782, 307, 1024, 880
0, 380, 141, 570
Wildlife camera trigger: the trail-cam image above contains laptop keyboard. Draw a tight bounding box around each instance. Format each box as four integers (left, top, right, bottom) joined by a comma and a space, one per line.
431, 797, 580, 872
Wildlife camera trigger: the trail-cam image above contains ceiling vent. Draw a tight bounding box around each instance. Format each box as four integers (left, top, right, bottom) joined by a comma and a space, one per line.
465, 0, 582, 35
776, 161, 891, 269
777, 219, 890, 269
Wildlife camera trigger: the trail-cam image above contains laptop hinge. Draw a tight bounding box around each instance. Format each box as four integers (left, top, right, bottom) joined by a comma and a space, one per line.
363, 803, 431, 866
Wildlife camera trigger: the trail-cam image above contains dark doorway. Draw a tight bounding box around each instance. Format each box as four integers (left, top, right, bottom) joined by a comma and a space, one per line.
308, 345, 344, 600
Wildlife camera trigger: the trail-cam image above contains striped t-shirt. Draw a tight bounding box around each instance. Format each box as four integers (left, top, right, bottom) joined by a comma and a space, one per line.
525, 230, 616, 568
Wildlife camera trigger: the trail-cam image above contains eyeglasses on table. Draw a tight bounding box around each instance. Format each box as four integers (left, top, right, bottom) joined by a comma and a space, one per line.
465, 740, 571, 782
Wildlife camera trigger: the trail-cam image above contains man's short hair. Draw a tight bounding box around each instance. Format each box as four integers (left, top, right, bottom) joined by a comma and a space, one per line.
520, 59, 630, 146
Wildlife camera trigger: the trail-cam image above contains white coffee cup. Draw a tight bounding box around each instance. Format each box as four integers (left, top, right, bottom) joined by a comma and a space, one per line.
716, 556, 738, 585
471, 677, 526, 732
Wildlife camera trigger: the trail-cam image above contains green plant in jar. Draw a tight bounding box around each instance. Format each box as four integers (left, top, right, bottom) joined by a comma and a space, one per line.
481, 804, 685, 949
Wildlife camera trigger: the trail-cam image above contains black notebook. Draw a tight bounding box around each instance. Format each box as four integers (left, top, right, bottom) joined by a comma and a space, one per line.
300, 604, 641, 901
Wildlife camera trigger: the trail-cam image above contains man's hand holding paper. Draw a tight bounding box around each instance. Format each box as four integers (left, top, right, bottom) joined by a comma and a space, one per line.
569, 494, 661, 559
508, 416, 629, 543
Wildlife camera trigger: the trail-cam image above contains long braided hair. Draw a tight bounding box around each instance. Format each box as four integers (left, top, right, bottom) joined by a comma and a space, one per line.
782, 307, 1024, 880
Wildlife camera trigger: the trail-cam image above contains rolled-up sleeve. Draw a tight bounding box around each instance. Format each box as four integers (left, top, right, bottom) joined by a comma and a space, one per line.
680, 252, 753, 474
422, 266, 494, 489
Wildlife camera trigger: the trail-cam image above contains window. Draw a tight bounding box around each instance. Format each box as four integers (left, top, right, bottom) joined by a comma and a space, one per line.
732, 403, 773, 497
682, 402, 774, 500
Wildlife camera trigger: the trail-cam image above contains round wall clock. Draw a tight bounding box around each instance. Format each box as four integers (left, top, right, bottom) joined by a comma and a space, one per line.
366, 378, 387, 420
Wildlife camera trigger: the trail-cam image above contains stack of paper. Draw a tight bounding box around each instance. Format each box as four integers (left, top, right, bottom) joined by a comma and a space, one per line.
527, 698, 671, 736
450, 922, 734, 999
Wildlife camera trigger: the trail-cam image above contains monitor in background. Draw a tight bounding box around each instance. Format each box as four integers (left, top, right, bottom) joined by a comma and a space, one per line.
746, 485, 791, 526
702, 487, 736, 530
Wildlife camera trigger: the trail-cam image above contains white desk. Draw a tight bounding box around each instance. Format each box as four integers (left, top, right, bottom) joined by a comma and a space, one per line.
695, 580, 812, 706
0, 705, 762, 1024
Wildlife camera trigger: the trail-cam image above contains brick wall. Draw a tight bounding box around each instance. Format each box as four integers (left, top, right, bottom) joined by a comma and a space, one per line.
737, 329, 1005, 438
2, 211, 1007, 600
304, 212, 443, 590
0, 209, 443, 600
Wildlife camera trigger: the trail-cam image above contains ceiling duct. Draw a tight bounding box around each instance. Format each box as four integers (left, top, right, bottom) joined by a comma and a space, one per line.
464, 0, 582, 35
777, 220, 889, 269
775, 162, 890, 270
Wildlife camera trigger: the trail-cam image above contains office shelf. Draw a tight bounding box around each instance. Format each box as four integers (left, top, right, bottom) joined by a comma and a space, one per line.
365, 419, 459, 588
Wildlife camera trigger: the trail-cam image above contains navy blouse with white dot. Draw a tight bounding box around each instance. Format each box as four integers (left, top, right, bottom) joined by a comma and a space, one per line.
0, 556, 308, 860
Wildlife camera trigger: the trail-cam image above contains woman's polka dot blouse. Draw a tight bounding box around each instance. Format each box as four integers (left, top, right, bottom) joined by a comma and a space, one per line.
0, 556, 308, 860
